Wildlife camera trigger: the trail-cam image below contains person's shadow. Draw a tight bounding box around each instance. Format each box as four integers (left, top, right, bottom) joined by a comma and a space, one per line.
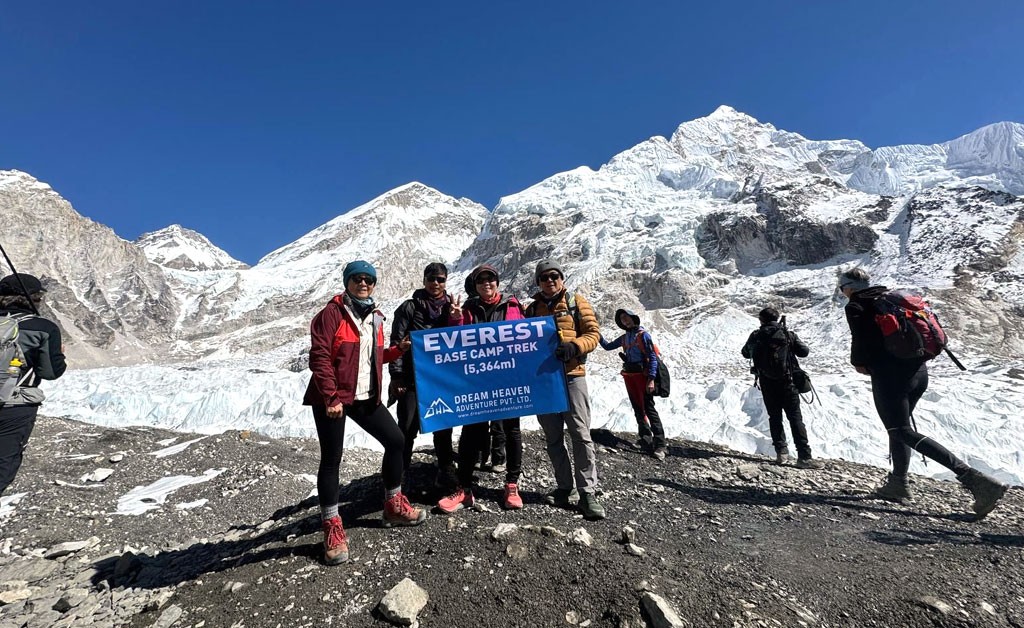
89, 463, 439, 590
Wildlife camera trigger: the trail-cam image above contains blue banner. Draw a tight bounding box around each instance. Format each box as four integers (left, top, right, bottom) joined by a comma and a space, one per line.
412, 317, 569, 432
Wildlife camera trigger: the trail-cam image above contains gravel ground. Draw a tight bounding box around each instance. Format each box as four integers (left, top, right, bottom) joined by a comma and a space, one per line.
0, 416, 1021, 627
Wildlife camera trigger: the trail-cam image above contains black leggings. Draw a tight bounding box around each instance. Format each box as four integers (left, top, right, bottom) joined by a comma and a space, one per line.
871, 364, 969, 478
456, 418, 523, 486
312, 400, 405, 510
395, 387, 454, 471
0, 405, 37, 495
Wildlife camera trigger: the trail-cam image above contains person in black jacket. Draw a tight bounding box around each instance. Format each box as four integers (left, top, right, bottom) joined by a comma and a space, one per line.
839, 267, 1007, 519
741, 307, 821, 469
0, 273, 67, 495
388, 262, 459, 491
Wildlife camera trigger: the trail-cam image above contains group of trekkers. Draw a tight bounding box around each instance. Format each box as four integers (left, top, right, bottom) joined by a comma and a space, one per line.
300, 260, 1010, 565
0, 261, 1010, 569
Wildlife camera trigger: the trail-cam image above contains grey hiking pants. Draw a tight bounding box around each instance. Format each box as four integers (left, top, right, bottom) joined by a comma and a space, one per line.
537, 375, 599, 493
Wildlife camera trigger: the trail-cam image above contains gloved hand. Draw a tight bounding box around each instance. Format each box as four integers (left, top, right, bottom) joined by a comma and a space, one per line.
555, 341, 580, 363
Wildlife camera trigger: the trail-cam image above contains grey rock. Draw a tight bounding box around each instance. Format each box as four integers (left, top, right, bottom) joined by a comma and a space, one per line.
378, 577, 429, 626
44, 537, 100, 559
625, 543, 646, 557
30, 609, 63, 626
80, 468, 114, 483
620, 526, 636, 545
52, 587, 90, 612
491, 523, 518, 541
917, 596, 954, 615
0, 557, 57, 581
736, 464, 761, 481
108, 453, 125, 463
567, 528, 594, 548
640, 592, 687, 628
143, 589, 175, 612
0, 587, 32, 605
0, 579, 28, 592
152, 603, 184, 628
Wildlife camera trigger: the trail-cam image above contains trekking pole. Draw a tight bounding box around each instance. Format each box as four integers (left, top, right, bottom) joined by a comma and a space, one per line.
944, 348, 967, 371
0, 241, 40, 316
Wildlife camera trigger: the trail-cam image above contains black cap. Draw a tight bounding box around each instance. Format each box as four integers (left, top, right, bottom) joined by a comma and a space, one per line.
0, 273, 45, 296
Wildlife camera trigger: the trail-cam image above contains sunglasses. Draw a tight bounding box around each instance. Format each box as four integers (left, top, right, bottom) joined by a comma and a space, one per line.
426, 276, 447, 284
474, 275, 497, 284
538, 272, 562, 282
349, 275, 376, 286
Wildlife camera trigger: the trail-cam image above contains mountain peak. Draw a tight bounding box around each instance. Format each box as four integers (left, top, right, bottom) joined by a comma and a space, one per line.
136, 225, 248, 271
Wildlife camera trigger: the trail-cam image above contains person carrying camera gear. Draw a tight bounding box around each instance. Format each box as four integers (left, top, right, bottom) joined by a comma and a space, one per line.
599, 308, 667, 460
525, 260, 605, 520
839, 268, 1007, 518
0, 273, 66, 495
741, 307, 821, 469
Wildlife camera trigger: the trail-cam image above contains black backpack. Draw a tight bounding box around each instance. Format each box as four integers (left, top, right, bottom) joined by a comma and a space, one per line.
752, 323, 792, 381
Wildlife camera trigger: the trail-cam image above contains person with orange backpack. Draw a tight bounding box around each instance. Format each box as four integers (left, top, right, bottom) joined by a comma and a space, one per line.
600, 309, 667, 460
839, 267, 1007, 519
303, 260, 427, 566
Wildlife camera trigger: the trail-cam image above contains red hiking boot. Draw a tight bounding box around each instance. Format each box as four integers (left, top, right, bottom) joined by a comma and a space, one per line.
437, 487, 475, 514
382, 492, 427, 527
321, 516, 349, 565
503, 483, 523, 510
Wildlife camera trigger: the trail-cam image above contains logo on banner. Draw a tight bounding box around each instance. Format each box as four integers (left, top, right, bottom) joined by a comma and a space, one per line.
424, 397, 454, 419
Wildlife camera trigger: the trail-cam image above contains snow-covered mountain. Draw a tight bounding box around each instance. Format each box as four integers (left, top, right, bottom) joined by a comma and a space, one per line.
137, 224, 248, 271
5, 107, 1024, 484
0, 170, 179, 365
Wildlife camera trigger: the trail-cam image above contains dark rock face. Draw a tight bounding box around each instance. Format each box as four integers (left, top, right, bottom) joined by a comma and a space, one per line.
696, 187, 878, 272
1, 417, 1021, 628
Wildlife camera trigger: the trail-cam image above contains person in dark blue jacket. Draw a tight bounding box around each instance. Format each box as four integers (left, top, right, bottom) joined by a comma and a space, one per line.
0, 273, 66, 495
599, 309, 666, 459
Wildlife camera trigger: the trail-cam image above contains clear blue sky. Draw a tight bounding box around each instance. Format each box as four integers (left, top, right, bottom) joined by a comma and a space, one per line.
2, 1, 1021, 264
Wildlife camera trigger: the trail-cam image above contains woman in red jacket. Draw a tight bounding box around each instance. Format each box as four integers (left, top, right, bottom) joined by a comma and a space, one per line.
303, 260, 427, 565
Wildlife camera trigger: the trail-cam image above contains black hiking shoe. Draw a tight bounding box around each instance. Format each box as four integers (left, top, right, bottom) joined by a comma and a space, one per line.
578, 491, 606, 521
795, 458, 823, 470
959, 469, 1008, 520
872, 473, 912, 503
543, 488, 578, 509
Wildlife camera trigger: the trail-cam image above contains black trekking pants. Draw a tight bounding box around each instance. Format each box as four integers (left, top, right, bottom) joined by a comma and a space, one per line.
0, 405, 37, 495
395, 387, 454, 471
312, 400, 404, 511
759, 379, 811, 459
457, 417, 522, 486
870, 364, 969, 478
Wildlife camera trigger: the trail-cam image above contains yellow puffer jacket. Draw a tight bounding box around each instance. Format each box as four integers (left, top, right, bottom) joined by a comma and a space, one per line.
527, 290, 600, 376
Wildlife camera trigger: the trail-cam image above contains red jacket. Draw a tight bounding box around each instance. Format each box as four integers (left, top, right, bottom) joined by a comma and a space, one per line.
303, 295, 404, 408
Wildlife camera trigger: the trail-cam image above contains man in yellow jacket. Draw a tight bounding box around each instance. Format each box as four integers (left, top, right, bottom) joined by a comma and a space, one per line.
525, 260, 605, 520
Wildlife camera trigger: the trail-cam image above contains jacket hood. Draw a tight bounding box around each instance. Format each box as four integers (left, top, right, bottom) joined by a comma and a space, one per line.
615, 308, 641, 330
